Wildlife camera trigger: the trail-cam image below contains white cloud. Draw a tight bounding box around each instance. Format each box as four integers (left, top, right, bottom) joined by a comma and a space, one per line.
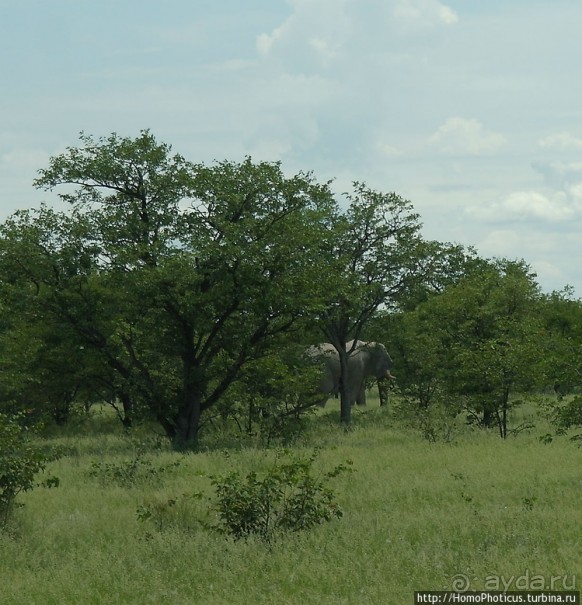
567, 181, 582, 202
505, 191, 574, 221
438, 4, 459, 24
309, 37, 339, 66
256, 0, 457, 67
466, 189, 581, 224
257, 22, 289, 56
533, 259, 567, 283
429, 117, 506, 155
538, 132, 582, 150
377, 141, 404, 157
393, 0, 459, 27
464, 160, 582, 230
472, 227, 577, 294
255, 0, 353, 66
256, 32, 275, 56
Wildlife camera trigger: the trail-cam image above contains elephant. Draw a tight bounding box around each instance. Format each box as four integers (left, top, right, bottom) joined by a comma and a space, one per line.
306, 340, 395, 407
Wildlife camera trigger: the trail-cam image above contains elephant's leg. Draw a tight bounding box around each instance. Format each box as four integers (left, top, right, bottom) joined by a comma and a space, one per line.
378, 378, 389, 407
355, 384, 367, 405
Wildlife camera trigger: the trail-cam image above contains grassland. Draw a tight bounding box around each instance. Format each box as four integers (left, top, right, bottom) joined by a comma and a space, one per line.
1, 397, 580, 604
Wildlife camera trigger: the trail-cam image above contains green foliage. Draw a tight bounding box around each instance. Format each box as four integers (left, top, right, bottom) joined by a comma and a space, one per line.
0, 206, 104, 423
0, 413, 59, 527
88, 439, 181, 488
368, 243, 488, 410
547, 395, 582, 441
539, 288, 582, 398
216, 346, 321, 446
378, 309, 450, 410
210, 450, 350, 543
384, 259, 548, 438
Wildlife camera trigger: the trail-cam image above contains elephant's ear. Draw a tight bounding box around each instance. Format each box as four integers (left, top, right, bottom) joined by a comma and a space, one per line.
372, 343, 391, 375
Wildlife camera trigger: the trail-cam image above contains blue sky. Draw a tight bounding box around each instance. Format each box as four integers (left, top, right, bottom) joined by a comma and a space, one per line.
2, 0, 582, 295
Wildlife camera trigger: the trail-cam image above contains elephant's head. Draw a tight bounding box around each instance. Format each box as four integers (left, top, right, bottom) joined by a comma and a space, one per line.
342, 340, 394, 406
367, 342, 395, 380
349, 340, 395, 381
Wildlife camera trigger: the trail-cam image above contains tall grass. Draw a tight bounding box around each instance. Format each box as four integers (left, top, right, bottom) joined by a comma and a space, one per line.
1, 399, 580, 604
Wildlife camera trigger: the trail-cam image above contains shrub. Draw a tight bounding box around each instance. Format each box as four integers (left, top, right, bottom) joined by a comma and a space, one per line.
210, 450, 351, 544
393, 396, 460, 443
548, 395, 582, 442
88, 439, 181, 488
0, 412, 58, 527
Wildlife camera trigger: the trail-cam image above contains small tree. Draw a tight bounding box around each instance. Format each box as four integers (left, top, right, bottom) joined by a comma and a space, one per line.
216, 345, 322, 445
378, 309, 448, 410
402, 259, 546, 438
369, 243, 487, 411
210, 450, 349, 543
0, 413, 57, 527
539, 288, 582, 440
539, 288, 582, 398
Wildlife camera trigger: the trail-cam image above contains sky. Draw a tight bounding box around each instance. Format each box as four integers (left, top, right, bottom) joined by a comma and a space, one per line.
1, 0, 582, 295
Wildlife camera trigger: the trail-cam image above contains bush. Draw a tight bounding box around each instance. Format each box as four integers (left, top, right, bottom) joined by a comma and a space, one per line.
392, 396, 461, 443
548, 395, 582, 442
214, 349, 321, 447
88, 439, 181, 488
210, 450, 351, 544
0, 413, 58, 527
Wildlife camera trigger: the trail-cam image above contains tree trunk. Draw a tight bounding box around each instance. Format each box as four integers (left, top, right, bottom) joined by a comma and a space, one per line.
172, 343, 204, 448
338, 347, 351, 425
498, 388, 509, 439
482, 406, 494, 428
52, 401, 71, 426
119, 392, 133, 430
173, 386, 202, 448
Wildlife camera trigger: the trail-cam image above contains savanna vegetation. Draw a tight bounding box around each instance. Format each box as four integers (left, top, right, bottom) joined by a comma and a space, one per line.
1, 131, 581, 603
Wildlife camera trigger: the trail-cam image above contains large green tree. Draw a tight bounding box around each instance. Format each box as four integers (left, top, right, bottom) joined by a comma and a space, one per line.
1, 131, 339, 445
